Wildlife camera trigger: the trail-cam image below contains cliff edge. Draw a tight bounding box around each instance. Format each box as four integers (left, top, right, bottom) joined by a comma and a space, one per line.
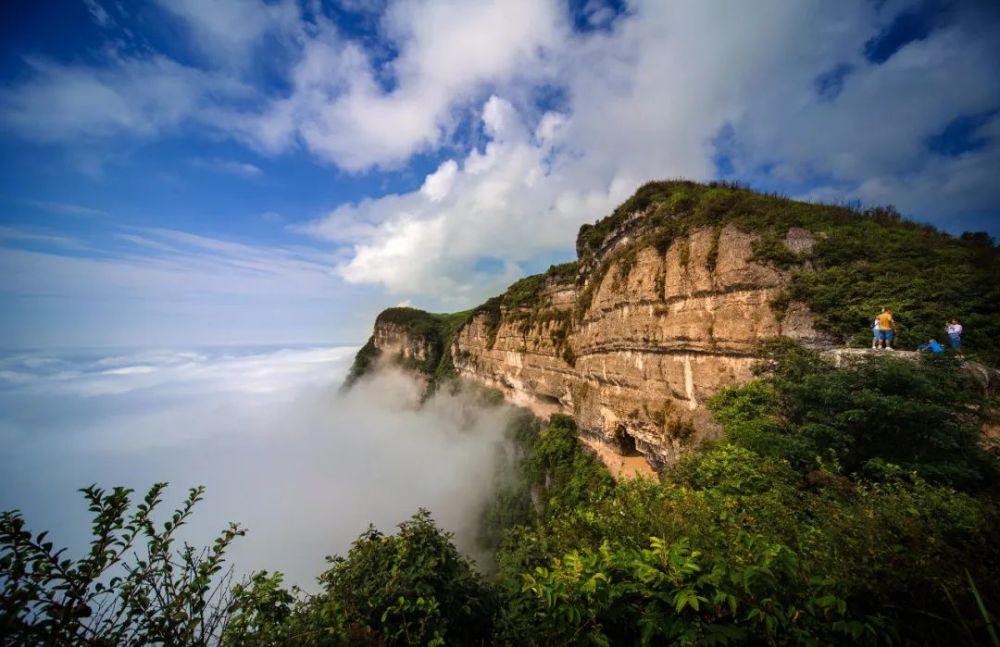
348, 180, 1000, 471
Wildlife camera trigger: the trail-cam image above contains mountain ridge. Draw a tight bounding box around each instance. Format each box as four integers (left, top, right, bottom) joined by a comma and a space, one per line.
348, 180, 1000, 471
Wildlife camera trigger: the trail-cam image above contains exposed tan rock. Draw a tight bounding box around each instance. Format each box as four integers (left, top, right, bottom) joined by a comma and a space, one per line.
375, 322, 434, 363
443, 225, 829, 473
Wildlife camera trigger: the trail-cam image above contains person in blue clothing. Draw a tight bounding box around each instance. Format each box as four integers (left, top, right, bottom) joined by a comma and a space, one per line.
917, 339, 943, 353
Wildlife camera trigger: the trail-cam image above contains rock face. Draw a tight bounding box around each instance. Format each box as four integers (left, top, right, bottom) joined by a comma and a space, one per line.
374, 320, 436, 364
448, 224, 830, 469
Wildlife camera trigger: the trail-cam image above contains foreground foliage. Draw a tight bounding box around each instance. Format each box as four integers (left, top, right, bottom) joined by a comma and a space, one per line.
0, 484, 244, 646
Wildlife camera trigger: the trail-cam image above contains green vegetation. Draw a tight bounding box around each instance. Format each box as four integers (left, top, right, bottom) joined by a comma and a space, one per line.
712, 338, 996, 488
351, 180, 999, 387
294, 510, 494, 645
491, 342, 1000, 645
341, 335, 377, 389
32, 179, 997, 644
345, 260, 579, 388
0, 484, 246, 645
9, 342, 997, 644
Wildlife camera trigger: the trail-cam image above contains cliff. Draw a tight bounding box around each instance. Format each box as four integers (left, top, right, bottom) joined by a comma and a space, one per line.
349, 180, 1000, 473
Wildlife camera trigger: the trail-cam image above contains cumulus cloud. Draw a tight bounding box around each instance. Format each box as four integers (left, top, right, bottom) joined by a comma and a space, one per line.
298, 94, 626, 299
227, 0, 565, 170
726, 4, 1000, 215
0, 347, 520, 587
290, 1, 1000, 297
421, 159, 458, 202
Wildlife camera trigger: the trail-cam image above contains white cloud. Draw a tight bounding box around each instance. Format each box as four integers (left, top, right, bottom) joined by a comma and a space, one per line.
1, 0, 998, 304
192, 157, 263, 178
420, 159, 458, 201
229, 0, 566, 170
153, 0, 302, 69
291, 1, 1000, 298
18, 199, 107, 218
0, 226, 88, 250
83, 0, 113, 28
299, 94, 625, 298
0, 227, 380, 348
0, 55, 250, 143
727, 10, 1000, 215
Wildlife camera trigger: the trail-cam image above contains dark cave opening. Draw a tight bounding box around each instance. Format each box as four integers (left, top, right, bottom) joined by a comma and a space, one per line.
614, 425, 641, 456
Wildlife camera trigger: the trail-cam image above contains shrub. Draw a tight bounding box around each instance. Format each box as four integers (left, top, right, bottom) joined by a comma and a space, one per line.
0, 484, 245, 646
710, 339, 997, 488
316, 510, 496, 646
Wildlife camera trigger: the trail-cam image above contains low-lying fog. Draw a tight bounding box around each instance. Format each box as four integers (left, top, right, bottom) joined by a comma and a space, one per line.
0, 346, 516, 588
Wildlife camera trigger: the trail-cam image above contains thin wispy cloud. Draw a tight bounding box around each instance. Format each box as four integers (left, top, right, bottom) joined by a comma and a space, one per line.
0, 225, 89, 250
192, 157, 263, 178
83, 0, 113, 28
0, 225, 361, 348
18, 199, 107, 218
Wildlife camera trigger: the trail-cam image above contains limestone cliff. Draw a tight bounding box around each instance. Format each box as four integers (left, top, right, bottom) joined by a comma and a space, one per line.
449, 223, 828, 471
349, 180, 1000, 473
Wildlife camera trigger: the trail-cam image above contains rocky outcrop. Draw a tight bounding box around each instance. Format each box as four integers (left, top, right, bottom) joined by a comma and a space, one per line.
447, 223, 830, 470
374, 320, 436, 365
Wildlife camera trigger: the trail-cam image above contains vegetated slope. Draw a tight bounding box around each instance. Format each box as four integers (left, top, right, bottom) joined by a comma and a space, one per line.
348, 180, 1000, 469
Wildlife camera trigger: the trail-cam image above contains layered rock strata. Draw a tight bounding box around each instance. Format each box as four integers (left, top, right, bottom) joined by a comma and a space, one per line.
449, 224, 828, 469
363, 218, 831, 472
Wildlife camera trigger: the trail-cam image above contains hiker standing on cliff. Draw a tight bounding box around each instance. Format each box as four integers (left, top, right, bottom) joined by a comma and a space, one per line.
876, 307, 895, 350
871, 316, 880, 350
946, 319, 963, 353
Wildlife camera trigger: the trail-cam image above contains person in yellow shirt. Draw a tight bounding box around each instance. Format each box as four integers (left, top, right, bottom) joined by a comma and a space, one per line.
875, 307, 895, 350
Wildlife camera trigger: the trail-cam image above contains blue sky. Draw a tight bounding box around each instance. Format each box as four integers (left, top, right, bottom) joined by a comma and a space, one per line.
0, 0, 998, 349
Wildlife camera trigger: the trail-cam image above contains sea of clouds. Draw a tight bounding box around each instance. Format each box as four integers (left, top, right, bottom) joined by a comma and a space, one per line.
0, 346, 516, 589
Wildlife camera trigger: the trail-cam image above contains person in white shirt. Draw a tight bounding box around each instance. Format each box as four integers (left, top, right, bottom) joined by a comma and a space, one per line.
946, 319, 963, 352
